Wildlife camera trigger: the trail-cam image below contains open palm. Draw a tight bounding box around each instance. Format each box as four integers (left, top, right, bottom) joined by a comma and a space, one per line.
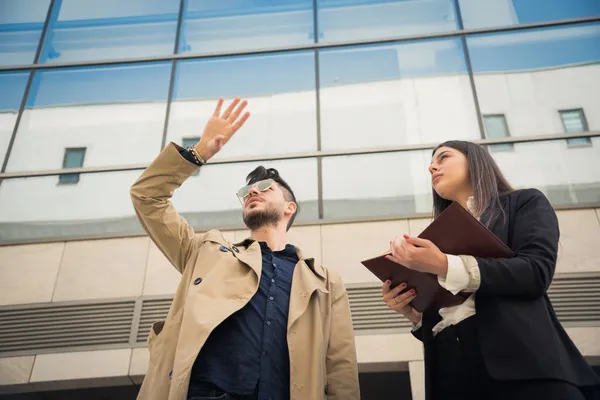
196, 97, 250, 160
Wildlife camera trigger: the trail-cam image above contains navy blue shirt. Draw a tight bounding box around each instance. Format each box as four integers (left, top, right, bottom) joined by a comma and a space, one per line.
190, 242, 298, 400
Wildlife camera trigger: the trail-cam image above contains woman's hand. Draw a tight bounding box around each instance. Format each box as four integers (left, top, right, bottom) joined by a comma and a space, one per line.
381, 280, 422, 325
386, 234, 448, 277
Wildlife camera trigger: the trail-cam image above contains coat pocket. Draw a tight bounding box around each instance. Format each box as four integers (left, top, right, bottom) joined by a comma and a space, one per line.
147, 320, 165, 350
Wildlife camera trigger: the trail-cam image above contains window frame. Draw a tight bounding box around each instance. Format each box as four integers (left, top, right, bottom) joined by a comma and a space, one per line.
482, 113, 514, 152
58, 147, 87, 185
559, 108, 592, 148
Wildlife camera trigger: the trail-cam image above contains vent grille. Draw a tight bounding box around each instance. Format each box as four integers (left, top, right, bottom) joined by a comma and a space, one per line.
137, 299, 172, 343
0, 301, 135, 354
348, 286, 413, 331
0, 273, 597, 355
548, 275, 600, 322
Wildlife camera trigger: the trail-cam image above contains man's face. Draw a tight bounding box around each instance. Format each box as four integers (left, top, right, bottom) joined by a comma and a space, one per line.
238, 179, 291, 230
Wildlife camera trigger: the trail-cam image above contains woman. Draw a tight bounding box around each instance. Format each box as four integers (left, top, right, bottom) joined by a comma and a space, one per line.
381, 140, 600, 400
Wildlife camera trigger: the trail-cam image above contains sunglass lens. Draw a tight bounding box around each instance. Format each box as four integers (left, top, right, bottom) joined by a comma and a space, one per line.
257, 179, 273, 191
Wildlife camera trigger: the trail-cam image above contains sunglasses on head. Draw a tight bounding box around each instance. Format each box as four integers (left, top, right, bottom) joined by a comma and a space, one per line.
236, 179, 275, 203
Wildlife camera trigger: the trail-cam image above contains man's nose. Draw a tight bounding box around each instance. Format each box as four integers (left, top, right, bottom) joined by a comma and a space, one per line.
248, 186, 260, 196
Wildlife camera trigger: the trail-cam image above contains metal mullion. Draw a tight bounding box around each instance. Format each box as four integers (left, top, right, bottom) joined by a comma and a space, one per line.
0, 0, 56, 173
1, 131, 600, 179
313, 0, 324, 220
160, 0, 187, 150
453, 0, 486, 139
1, 15, 599, 73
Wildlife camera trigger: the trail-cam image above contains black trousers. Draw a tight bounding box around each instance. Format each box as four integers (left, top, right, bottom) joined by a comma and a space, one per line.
431, 316, 589, 400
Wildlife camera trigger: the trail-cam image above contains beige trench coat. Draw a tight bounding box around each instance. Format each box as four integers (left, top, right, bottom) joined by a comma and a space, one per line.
130, 143, 360, 400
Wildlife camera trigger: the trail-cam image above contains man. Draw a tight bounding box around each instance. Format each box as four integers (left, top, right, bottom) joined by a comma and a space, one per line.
130, 97, 360, 400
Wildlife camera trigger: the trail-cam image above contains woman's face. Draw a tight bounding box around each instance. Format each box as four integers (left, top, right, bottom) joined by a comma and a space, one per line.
429, 146, 470, 200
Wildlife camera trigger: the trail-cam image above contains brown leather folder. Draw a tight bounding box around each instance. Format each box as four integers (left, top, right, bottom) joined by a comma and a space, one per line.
361, 201, 515, 313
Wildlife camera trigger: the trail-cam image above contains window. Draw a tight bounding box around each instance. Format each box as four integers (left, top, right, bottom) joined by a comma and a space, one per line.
180, 0, 313, 54
560, 109, 592, 147
59, 148, 86, 184
468, 23, 600, 140
1, 71, 30, 165
182, 137, 201, 176
38, 0, 180, 63
459, 0, 600, 30
0, 0, 51, 66
483, 114, 513, 152
5, 62, 172, 173
318, 38, 478, 151
318, 0, 458, 43
166, 52, 317, 160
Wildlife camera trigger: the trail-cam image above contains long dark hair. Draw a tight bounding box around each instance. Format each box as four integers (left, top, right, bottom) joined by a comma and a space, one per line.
432, 140, 514, 227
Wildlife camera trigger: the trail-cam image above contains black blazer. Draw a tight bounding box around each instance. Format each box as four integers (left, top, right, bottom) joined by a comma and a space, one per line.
414, 188, 600, 398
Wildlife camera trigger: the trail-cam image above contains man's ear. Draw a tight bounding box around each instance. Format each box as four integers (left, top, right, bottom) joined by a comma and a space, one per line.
284, 201, 297, 216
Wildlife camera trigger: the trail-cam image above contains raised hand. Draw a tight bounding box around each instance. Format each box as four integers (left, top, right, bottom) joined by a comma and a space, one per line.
194, 97, 251, 161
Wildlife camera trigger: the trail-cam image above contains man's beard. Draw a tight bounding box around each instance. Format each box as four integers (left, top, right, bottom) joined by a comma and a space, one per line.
243, 204, 281, 230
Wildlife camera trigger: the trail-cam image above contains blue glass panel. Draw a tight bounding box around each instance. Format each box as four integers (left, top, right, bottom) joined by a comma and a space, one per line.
468, 24, 600, 139
5, 62, 172, 172
0, 0, 51, 65
173, 52, 315, 100
468, 23, 600, 73
459, 0, 600, 30
318, 38, 478, 151
0, 71, 29, 111
318, 0, 458, 43
38, 0, 179, 63
0, 71, 29, 167
166, 52, 317, 160
180, 0, 313, 54
26, 62, 173, 108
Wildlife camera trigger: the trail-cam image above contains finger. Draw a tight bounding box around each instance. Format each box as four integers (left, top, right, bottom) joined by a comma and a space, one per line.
389, 292, 417, 312
404, 235, 433, 248
383, 282, 407, 301
231, 111, 250, 133
393, 287, 416, 304
221, 97, 240, 119
227, 99, 248, 123
212, 97, 224, 117
381, 280, 392, 296
390, 239, 406, 260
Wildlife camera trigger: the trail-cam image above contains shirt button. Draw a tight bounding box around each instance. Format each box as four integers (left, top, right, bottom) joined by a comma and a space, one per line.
219, 245, 229, 252
271, 279, 275, 283
262, 350, 267, 356
266, 321, 271, 326
193, 277, 202, 285
269, 296, 274, 300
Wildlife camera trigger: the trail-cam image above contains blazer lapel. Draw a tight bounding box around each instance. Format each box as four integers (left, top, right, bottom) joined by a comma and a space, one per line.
480, 195, 510, 246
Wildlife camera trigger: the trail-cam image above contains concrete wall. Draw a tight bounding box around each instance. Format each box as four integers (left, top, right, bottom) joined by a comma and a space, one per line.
1, 210, 599, 395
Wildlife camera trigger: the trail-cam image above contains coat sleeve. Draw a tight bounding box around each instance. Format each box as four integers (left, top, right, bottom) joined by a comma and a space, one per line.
476, 189, 559, 298
130, 142, 202, 273
326, 272, 360, 400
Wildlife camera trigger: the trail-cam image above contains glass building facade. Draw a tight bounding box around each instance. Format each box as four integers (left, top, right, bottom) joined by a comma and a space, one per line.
1, 0, 599, 244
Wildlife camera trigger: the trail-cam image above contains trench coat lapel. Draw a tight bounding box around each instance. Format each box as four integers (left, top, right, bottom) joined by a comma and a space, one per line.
287, 247, 329, 330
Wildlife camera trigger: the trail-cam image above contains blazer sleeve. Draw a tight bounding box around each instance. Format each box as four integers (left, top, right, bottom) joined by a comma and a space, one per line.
476, 189, 559, 298
130, 142, 202, 273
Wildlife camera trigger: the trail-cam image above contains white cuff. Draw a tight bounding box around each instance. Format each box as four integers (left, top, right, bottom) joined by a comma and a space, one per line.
411, 319, 422, 331
438, 254, 470, 295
